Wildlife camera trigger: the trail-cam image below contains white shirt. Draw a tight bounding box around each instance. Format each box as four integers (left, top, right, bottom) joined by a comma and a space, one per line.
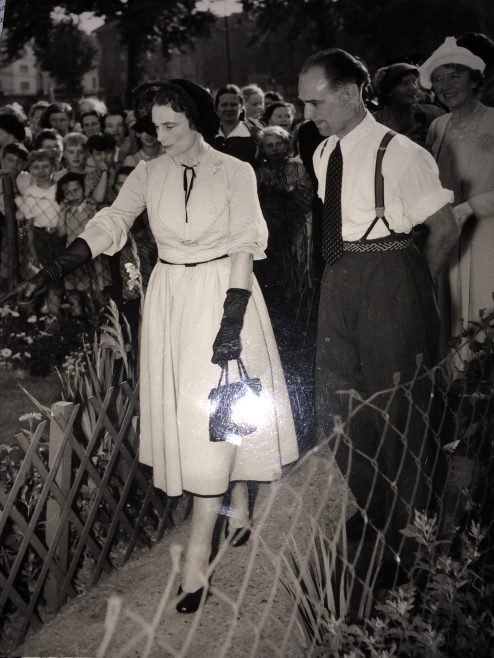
218, 122, 252, 139
313, 111, 453, 241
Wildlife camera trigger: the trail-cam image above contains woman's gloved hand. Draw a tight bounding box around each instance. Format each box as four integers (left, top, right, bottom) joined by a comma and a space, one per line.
21, 237, 93, 301
212, 288, 251, 364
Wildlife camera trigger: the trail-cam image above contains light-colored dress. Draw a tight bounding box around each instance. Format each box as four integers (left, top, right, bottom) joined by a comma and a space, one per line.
81, 144, 299, 496
427, 104, 494, 349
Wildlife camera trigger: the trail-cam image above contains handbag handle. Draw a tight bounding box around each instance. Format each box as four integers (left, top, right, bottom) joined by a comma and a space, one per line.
216, 358, 250, 388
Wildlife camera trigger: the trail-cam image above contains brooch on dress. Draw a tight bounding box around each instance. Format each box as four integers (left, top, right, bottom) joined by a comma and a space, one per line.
212, 160, 223, 175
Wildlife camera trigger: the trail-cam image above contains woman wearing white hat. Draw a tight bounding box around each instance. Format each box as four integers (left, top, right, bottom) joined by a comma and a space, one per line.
420, 37, 494, 368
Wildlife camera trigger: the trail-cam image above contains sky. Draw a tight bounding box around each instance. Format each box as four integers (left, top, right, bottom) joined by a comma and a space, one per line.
78, 0, 243, 33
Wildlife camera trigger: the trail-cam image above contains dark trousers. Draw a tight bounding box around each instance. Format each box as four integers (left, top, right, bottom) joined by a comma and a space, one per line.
316, 245, 443, 567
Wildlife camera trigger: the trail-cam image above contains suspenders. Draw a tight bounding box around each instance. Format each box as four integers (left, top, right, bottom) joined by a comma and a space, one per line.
361, 130, 397, 241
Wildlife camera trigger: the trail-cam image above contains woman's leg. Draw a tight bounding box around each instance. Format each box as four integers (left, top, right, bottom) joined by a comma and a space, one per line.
229, 481, 250, 529
181, 494, 222, 593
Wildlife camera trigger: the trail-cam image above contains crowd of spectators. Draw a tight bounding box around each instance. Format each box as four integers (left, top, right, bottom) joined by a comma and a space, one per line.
1, 30, 494, 354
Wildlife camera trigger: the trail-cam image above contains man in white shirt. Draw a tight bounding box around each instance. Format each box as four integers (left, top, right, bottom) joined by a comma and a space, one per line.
298, 49, 459, 597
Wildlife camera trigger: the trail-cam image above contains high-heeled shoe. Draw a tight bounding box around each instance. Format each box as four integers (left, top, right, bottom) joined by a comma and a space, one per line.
176, 585, 207, 614
225, 519, 251, 547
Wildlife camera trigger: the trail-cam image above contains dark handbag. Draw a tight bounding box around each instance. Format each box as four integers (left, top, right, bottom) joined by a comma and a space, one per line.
208, 358, 262, 442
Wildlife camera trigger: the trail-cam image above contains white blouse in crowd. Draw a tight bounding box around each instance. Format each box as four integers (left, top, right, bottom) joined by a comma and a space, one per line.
81, 143, 268, 263
313, 111, 454, 241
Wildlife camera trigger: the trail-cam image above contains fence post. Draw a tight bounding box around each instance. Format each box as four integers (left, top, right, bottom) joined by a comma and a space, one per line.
1, 173, 19, 288
44, 401, 74, 611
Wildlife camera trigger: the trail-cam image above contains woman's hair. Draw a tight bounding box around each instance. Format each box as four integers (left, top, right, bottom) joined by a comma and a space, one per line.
63, 132, 88, 148
56, 172, 85, 203
264, 90, 283, 103
152, 88, 198, 131
78, 97, 108, 118
256, 125, 291, 160
39, 103, 73, 129
80, 111, 104, 130
301, 48, 371, 91
27, 149, 53, 168
28, 100, 50, 119
87, 133, 116, 153
34, 128, 63, 150
242, 84, 264, 100
262, 101, 293, 125
2, 142, 28, 161
457, 32, 494, 67
214, 84, 244, 109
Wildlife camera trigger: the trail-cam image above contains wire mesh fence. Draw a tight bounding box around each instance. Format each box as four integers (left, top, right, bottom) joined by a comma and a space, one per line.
85, 322, 494, 658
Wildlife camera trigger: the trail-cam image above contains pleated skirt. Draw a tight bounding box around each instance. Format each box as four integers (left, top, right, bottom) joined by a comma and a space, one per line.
139, 258, 299, 496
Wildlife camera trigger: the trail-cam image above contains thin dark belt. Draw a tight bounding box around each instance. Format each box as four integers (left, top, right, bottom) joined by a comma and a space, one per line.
159, 254, 229, 267
342, 235, 413, 253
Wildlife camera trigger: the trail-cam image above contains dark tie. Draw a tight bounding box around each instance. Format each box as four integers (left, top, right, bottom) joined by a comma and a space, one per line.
322, 141, 343, 265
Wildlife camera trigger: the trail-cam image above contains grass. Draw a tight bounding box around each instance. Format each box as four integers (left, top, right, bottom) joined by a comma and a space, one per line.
0, 370, 62, 446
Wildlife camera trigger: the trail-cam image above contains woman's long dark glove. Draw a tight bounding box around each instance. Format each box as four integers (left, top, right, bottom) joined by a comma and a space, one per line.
211, 288, 251, 364
22, 237, 92, 300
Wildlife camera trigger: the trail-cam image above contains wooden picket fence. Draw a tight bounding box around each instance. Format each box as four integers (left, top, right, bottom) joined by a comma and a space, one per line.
0, 381, 183, 649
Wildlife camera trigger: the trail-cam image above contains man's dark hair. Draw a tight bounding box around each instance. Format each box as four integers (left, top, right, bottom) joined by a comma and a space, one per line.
56, 172, 85, 203
34, 128, 62, 149
301, 49, 371, 90
87, 133, 116, 153
81, 111, 103, 130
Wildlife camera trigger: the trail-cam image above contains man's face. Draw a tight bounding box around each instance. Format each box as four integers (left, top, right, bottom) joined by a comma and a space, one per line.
50, 112, 70, 136
104, 115, 125, 139
298, 66, 353, 137
82, 114, 101, 137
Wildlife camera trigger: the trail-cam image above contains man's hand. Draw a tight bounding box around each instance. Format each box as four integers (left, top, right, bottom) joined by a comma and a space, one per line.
423, 204, 461, 280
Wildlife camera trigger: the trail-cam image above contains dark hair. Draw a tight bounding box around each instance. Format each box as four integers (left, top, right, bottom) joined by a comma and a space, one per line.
457, 32, 494, 67
262, 101, 293, 125
373, 63, 419, 105
116, 165, 134, 178
34, 128, 63, 149
2, 142, 28, 160
214, 84, 244, 109
27, 148, 53, 168
28, 100, 50, 119
103, 111, 127, 125
301, 48, 371, 91
39, 103, 73, 129
87, 133, 116, 153
264, 90, 283, 103
80, 111, 103, 130
0, 113, 25, 142
152, 88, 197, 130
56, 172, 85, 203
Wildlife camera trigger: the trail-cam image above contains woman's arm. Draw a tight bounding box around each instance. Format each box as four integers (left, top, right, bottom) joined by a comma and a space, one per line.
228, 251, 253, 291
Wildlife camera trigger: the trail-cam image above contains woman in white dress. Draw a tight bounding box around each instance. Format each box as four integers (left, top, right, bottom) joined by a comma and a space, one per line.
22, 80, 299, 613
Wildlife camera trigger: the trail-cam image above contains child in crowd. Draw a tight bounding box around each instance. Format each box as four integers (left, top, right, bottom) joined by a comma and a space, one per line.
103, 111, 137, 163
15, 149, 64, 314
56, 172, 110, 317
17, 129, 64, 194
123, 116, 163, 167
59, 132, 88, 178
85, 134, 118, 207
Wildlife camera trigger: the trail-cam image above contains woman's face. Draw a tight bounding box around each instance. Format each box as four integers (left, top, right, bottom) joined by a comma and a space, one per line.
217, 93, 242, 126
268, 106, 293, 130
62, 180, 85, 205
431, 65, 476, 109
82, 114, 102, 137
64, 144, 86, 170
389, 73, 419, 107
152, 104, 197, 156
245, 93, 264, 120
104, 114, 126, 139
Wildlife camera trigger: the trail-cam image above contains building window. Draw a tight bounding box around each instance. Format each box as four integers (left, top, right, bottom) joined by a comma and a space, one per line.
20, 81, 31, 92
19, 65, 29, 74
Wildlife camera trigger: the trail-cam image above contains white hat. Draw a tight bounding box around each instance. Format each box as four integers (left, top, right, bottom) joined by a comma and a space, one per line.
419, 37, 486, 89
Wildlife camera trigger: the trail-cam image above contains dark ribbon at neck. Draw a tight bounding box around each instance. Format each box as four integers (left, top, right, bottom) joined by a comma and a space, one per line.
182, 165, 197, 223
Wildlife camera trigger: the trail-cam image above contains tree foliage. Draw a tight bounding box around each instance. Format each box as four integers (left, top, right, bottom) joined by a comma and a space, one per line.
3, 0, 215, 94
241, 0, 494, 65
34, 19, 98, 97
